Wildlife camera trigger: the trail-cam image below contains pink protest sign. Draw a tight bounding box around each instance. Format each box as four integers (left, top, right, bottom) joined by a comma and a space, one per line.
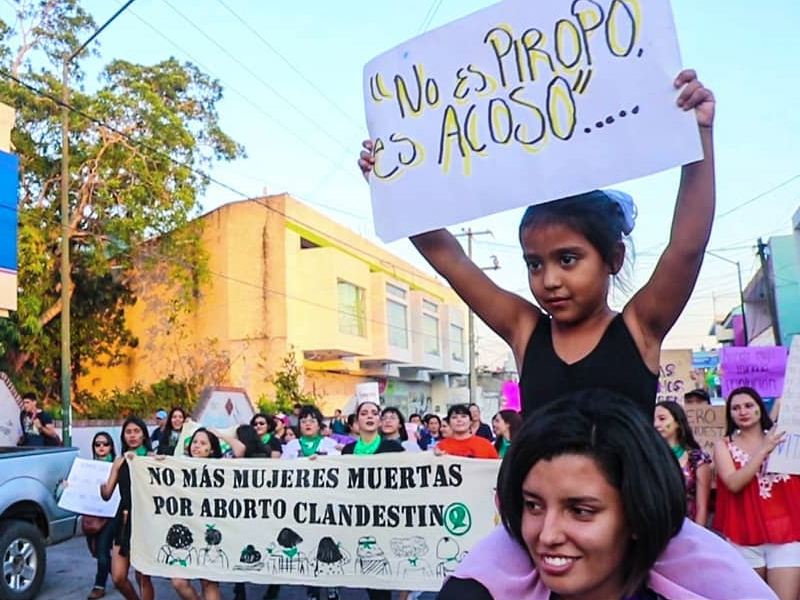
720, 346, 788, 398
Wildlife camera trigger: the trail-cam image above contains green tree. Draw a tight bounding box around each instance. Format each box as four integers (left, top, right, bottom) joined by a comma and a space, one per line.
0, 1, 244, 408
260, 350, 319, 414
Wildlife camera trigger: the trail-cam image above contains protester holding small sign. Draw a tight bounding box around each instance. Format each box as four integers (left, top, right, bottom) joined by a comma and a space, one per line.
713, 387, 800, 600
85, 432, 117, 600
654, 401, 711, 525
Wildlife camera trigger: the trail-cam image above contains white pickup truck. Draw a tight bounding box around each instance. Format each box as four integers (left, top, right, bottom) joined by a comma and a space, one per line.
0, 445, 79, 600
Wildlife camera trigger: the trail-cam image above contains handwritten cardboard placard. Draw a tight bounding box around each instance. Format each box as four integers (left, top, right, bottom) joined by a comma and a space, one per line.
58, 457, 120, 517
768, 337, 800, 474
657, 349, 693, 403
720, 345, 787, 399
130, 453, 499, 590
685, 405, 726, 457
363, 0, 702, 241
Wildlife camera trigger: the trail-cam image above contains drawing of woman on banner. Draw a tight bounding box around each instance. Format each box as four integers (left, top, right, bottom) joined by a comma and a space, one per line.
355, 536, 391, 576
199, 524, 229, 569
391, 536, 433, 578
273, 527, 310, 574
435, 537, 466, 578
157, 524, 198, 567
312, 537, 351, 576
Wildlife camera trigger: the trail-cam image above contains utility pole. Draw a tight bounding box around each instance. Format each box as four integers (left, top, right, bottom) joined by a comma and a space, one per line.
757, 237, 782, 346
59, 0, 137, 446
454, 229, 498, 403
706, 250, 748, 346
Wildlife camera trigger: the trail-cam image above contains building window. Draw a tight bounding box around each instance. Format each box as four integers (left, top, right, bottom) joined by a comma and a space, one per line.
387, 299, 408, 348
449, 324, 464, 361
386, 283, 406, 300
423, 313, 440, 356
338, 280, 366, 337
422, 299, 438, 313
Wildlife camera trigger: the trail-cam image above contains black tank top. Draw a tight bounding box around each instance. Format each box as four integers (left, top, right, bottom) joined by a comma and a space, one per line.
518, 313, 658, 417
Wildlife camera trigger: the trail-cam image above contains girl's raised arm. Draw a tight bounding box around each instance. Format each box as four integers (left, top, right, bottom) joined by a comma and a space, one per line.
359, 142, 540, 356
627, 69, 715, 345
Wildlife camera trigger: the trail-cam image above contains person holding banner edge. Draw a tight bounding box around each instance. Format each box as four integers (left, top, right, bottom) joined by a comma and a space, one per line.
360, 68, 775, 599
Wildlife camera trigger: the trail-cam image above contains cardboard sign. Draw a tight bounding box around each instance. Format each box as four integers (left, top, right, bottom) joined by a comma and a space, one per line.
657, 349, 693, 403
363, 0, 702, 241
685, 406, 726, 457
130, 453, 499, 590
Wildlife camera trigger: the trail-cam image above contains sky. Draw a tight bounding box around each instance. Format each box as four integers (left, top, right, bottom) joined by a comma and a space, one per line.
4, 0, 800, 366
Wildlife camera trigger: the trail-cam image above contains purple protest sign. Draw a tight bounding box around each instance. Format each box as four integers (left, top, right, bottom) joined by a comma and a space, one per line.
720, 346, 788, 398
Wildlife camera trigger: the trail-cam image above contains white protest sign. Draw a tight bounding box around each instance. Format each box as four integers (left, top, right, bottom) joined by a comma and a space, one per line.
356, 382, 381, 405
58, 457, 120, 517
130, 453, 499, 590
768, 336, 800, 474
363, 0, 702, 241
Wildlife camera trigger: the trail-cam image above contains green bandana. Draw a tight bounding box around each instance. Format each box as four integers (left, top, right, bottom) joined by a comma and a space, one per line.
299, 435, 323, 457
499, 437, 511, 458
134, 446, 148, 457
354, 436, 382, 455
168, 557, 188, 566
282, 547, 299, 559
103, 454, 114, 463
260, 433, 272, 445
672, 446, 686, 460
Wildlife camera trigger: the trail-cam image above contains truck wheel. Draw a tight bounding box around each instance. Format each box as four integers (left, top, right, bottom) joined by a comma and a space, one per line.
0, 519, 46, 600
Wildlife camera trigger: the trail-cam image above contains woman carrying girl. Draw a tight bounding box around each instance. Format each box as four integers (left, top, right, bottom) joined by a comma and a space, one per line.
439, 391, 773, 600
100, 416, 154, 600
654, 400, 712, 525
491, 410, 523, 458
714, 387, 800, 600
360, 68, 771, 598
85, 431, 117, 600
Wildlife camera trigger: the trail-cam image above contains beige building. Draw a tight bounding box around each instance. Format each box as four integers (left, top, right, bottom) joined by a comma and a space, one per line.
82, 194, 470, 414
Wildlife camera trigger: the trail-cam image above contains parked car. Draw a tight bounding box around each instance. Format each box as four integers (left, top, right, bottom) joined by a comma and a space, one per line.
0, 445, 79, 600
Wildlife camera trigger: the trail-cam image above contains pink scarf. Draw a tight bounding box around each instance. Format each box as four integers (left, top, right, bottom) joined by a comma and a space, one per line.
454, 520, 777, 600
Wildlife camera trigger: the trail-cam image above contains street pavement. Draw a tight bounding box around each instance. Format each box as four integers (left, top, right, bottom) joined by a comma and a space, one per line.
41, 536, 436, 600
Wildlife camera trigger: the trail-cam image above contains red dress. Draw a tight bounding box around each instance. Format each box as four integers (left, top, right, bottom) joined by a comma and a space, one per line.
714, 437, 800, 545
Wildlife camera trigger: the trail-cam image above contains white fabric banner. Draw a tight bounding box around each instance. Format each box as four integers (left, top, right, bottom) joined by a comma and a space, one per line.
130, 453, 500, 590
363, 0, 702, 241
58, 457, 120, 517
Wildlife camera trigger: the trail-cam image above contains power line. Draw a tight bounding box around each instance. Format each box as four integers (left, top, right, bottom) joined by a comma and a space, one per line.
159, 0, 355, 155
213, 0, 362, 129
418, 0, 445, 33
717, 174, 800, 219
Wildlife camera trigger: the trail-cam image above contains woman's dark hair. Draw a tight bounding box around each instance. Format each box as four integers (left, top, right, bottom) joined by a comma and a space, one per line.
186, 427, 223, 458
120, 416, 152, 453
250, 412, 277, 434
497, 390, 685, 597
298, 405, 324, 429
315, 536, 344, 564
724, 386, 773, 436
92, 431, 116, 460
282, 426, 299, 443
654, 401, 701, 451
381, 406, 408, 441
492, 409, 524, 453
277, 527, 303, 548
160, 407, 188, 447
519, 191, 632, 287
236, 424, 270, 458
424, 414, 442, 438
166, 524, 193, 549
356, 401, 381, 416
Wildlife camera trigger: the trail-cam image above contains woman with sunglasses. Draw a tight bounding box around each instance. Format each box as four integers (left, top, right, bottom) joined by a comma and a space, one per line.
84, 432, 117, 599
100, 416, 154, 600
250, 412, 282, 458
